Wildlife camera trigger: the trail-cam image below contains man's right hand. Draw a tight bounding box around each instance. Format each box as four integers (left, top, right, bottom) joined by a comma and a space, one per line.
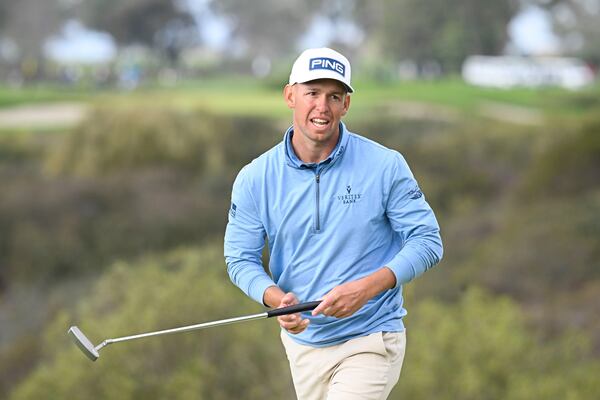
276, 292, 310, 334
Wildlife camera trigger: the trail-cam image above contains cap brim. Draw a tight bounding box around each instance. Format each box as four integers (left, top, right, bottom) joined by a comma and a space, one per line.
292, 78, 354, 93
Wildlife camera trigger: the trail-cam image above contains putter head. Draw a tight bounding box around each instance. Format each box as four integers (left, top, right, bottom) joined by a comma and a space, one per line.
68, 326, 99, 362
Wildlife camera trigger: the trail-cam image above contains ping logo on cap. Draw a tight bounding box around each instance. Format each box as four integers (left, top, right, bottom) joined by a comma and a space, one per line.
309, 57, 345, 77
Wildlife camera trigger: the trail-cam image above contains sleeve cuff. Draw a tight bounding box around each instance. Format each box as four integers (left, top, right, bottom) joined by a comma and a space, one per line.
386, 253, 417, 287
248, 275, 278, 304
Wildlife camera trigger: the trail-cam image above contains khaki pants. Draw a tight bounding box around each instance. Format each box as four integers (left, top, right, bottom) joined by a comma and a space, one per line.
280, 330, 406, 400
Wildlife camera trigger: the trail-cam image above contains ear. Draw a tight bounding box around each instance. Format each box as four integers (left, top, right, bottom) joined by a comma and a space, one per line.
341, 94, 351, 117
283, 84, 295, 109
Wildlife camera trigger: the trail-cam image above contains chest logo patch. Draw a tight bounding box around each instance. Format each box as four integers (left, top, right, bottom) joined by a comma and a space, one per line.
336, 185, 363, 204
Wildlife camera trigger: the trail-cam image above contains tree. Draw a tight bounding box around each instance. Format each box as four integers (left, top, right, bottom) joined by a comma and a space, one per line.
76, 0, 196, 64
210, 0, 323, 59
0, 1, 8, 31
209, 0, 522, 73
377, 0, 520, 73
530, 0, 600, 63
0, 0, 65, 79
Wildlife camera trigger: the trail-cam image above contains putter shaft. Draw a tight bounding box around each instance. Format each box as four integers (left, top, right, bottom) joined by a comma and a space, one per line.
69, 300, 321, 361
99, 312, 268, 349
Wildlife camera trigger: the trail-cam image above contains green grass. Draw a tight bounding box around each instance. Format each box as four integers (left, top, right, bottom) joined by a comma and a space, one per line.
353, 78, 600, 114
0, 84, 90, 107
92, 82, 289, 118
1, 77, 599, 128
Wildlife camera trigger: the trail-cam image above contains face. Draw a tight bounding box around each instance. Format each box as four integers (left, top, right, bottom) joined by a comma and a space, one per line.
284, 79, 350, 149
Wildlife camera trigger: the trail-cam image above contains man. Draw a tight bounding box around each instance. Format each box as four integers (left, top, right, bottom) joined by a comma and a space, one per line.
224, 47, 443, 399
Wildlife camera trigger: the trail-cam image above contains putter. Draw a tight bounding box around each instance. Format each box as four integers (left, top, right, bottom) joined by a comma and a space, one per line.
68, 300, 320, 362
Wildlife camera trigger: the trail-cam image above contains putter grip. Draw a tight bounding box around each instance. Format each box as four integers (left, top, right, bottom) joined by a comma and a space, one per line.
266, 301, 321, 318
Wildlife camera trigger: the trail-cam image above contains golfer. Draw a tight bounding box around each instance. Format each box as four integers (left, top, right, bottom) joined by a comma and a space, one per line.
225, 47, 443, 399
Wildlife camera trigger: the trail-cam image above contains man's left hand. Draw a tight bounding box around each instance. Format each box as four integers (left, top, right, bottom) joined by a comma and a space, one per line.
311, 267, 396, 318
311, 280, 368, 318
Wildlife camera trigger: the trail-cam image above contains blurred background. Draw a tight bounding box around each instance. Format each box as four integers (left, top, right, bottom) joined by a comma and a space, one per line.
1, 0, 599, 399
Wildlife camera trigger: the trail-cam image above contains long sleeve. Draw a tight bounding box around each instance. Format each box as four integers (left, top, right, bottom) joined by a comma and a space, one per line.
224, 167, 276, 303
384, 154, 443, 286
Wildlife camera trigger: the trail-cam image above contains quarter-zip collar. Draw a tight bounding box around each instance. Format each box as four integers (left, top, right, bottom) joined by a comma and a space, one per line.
283, 122, 349, 170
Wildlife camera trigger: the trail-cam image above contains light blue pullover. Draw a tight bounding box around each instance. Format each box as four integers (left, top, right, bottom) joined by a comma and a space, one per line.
224, 122, 443, 347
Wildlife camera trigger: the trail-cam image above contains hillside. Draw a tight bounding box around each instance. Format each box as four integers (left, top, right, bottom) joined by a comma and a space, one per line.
1, 80, 599, 399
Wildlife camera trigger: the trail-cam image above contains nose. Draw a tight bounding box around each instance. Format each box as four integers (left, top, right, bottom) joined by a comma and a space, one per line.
314, 94, 329, 111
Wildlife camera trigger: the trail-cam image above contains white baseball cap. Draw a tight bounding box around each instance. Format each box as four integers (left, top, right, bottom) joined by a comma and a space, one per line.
289, 47, 354, 93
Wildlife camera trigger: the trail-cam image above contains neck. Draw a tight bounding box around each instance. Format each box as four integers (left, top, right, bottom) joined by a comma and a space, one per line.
292, 141, 336, 164
291, 130, 340, 164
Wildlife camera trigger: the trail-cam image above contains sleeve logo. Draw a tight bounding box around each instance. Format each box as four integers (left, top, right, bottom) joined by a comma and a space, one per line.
408, 186, 423, 200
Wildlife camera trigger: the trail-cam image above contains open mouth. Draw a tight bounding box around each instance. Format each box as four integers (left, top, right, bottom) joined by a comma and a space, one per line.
311, 118, 330, 127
